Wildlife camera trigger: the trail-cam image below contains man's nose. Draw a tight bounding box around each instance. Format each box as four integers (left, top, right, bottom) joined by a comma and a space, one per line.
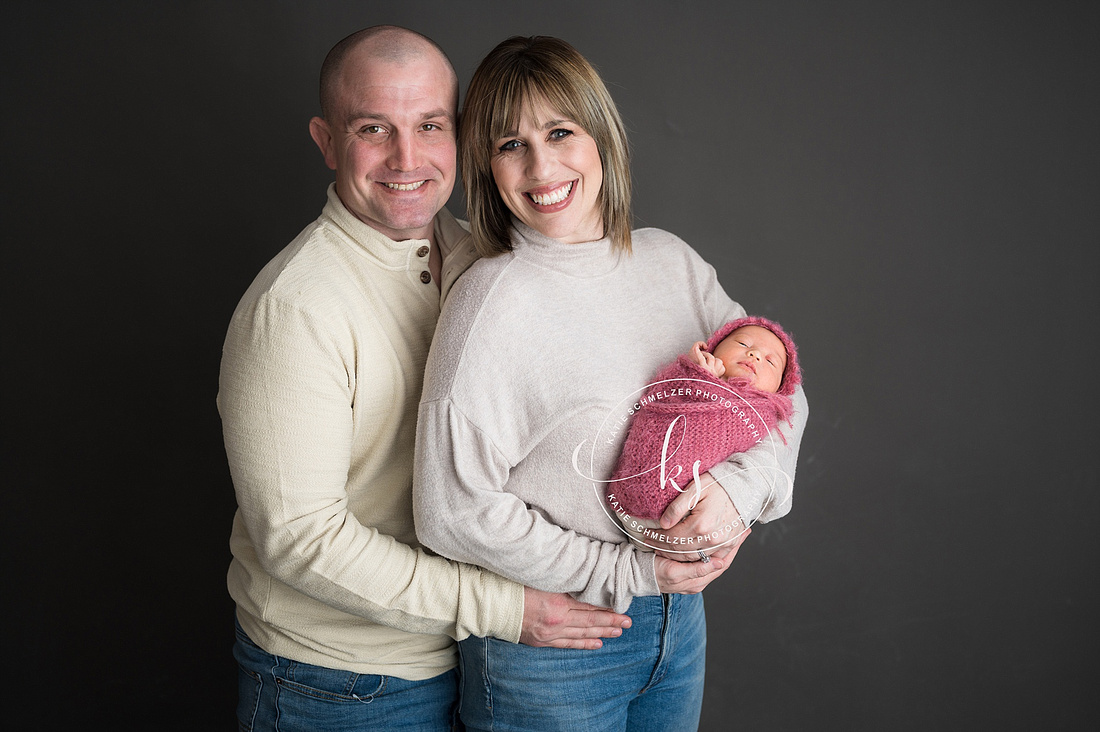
388, 132, 419, 171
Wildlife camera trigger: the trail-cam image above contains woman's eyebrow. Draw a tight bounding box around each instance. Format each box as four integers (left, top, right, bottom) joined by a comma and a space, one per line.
496, 118, 569, 138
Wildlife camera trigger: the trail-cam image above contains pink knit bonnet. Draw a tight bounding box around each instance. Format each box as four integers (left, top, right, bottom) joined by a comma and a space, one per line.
703, 316, 802, 396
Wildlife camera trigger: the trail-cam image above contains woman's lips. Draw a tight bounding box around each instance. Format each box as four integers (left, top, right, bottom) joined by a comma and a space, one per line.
525, 181, 575, 210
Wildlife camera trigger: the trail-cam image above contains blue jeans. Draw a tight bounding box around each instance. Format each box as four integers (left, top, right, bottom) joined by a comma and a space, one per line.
457, 594, 706, 731
233, 618, 461, 731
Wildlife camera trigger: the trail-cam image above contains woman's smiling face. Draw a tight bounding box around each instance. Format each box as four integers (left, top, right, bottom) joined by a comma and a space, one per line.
489, 97, 604, 244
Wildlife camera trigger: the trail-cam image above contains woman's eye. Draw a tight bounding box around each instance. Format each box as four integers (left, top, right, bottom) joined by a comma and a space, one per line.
549, 128, 573, 140
498, 139, 522, 152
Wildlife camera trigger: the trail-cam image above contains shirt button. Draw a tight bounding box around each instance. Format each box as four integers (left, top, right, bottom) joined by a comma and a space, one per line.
420, 271, 432, 284
417, 245, 430, 258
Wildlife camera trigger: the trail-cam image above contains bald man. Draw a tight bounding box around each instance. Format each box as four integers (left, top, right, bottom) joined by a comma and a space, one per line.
218, 26, 629, 730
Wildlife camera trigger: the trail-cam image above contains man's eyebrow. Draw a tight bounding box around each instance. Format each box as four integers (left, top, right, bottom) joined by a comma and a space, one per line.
343, 110, 383, 127
344, 109, 453, 127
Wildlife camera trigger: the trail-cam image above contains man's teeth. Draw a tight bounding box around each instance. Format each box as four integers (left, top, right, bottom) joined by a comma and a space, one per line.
530, 182, 573, 206
386, 181, 425, 191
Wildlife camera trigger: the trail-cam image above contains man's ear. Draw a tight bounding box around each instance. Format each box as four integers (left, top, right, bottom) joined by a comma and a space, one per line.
309, 116, 338, 170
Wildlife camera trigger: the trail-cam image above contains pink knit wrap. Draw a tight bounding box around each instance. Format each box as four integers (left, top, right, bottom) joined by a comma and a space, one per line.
607, 317, 801, 520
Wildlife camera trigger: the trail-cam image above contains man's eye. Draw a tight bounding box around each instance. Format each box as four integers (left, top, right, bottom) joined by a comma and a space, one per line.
361, 125, 384, 135
423, 123, 440, 131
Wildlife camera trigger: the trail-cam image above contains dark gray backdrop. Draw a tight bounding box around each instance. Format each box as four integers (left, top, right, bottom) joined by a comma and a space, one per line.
3, 1, 1097, 729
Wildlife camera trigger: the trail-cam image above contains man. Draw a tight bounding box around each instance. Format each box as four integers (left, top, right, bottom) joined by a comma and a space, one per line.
218, 26, 633, 729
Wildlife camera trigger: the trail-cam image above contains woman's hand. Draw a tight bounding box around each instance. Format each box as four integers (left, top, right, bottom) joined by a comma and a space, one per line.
653, 531, 747, 593
658, 472, 748, 557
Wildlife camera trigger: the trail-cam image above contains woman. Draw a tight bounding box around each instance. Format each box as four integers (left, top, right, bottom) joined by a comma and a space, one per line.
414, 36, 807, 730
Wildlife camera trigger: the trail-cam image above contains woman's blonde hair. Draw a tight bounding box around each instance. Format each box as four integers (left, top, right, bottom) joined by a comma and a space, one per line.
460, 36, 632, 256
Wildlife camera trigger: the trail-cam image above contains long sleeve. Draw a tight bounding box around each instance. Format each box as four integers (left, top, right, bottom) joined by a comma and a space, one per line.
414, 396, 657, 614
700, 277, 809, 525
411, 222, 801, 618
220, 194, 522, 678
221, 292, 522, 642
708, 385, 808, 525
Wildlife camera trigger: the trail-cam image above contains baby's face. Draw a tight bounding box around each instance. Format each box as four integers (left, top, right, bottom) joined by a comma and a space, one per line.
711, 325, 787, 393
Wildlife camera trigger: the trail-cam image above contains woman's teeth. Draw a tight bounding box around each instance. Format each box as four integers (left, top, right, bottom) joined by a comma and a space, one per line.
529, 182, 573, 206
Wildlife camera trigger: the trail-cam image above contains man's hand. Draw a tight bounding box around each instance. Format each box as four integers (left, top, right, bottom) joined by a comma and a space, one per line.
520, 588, 632, 649
658, 471, 748, 558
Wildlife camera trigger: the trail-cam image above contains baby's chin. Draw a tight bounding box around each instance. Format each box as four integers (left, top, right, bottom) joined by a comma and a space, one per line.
724, 366, 757, 385
723, 373, 781, 394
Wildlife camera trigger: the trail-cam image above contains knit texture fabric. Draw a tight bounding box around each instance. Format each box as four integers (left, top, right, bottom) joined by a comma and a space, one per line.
609, 318, 801, 520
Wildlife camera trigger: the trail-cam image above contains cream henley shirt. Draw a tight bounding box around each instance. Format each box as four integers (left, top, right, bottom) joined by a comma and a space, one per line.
219, 185, 522, 679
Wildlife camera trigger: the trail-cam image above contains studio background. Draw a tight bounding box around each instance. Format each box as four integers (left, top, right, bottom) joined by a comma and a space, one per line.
3, 1, 1097, 729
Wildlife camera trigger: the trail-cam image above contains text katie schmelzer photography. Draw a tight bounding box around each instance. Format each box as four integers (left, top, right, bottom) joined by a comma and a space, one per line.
572, 378, 792, 555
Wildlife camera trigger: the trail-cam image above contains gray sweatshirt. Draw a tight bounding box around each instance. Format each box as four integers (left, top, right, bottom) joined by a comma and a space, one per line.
413, 221, 808, 613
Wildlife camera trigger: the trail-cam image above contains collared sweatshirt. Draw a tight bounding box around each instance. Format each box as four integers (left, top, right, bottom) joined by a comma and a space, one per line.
219, 185, 522, 680
414, 221, 808, 614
